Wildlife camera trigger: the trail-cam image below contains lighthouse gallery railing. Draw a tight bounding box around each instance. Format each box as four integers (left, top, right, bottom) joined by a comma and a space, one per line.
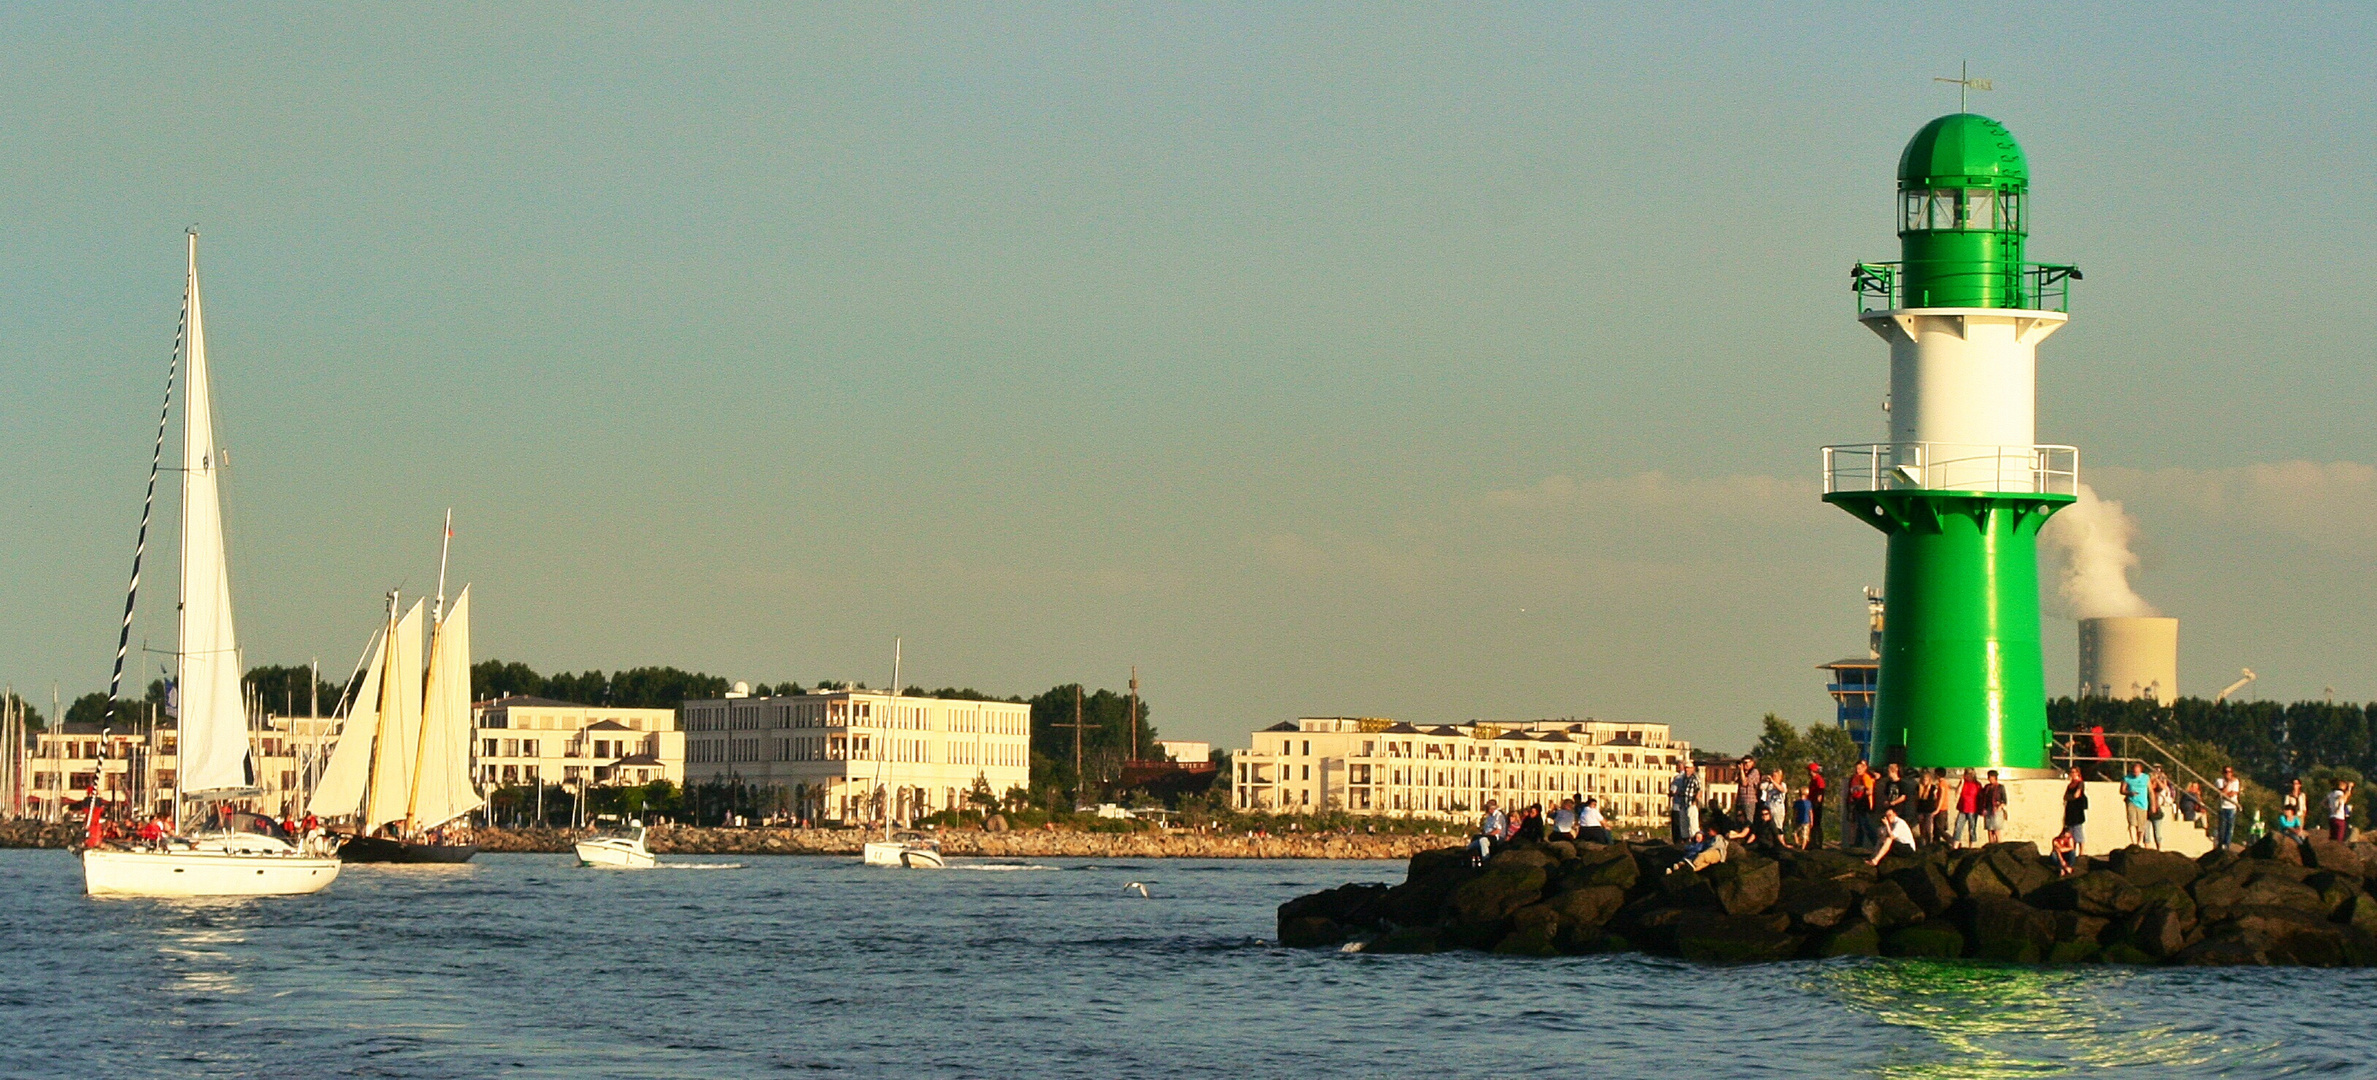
1823, 443, 2079, 496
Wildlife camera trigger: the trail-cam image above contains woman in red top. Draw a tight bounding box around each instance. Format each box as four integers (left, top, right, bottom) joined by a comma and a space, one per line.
1954, 768, 1983, 848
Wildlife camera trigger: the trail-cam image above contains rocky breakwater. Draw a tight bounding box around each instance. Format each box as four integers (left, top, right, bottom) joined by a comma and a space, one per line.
0, 820, 79, 849
1279, 833, 2377, 966
469, 825, 1445, 860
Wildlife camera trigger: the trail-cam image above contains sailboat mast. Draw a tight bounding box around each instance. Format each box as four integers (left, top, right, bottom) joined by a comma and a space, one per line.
359, 590, 396, 829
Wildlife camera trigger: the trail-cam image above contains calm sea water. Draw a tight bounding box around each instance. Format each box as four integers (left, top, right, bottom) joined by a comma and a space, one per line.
1, 848, 2369, 1078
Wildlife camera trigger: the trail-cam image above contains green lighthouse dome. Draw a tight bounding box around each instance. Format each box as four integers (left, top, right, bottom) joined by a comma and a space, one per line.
1898, 113, 2028, 191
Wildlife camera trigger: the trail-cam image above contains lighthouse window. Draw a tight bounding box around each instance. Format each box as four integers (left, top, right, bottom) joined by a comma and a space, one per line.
1903, 188, 2023, 231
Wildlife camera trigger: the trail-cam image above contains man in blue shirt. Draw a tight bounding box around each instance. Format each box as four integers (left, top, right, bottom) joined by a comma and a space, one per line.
2122, 762, 2151, 847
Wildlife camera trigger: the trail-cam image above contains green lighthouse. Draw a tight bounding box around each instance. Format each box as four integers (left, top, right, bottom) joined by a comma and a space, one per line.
1823, 113, 2082, 773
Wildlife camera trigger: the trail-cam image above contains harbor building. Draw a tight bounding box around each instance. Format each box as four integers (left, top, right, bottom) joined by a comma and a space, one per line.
681, 689, 1031, 825
472, 696, 684, 791
1226, 717, 1693, 831
1817, 589, 1885, 762
24, 714, 336, 820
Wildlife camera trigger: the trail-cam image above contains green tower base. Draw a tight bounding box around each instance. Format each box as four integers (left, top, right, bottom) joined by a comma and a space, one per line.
1825, 489, 2072, 772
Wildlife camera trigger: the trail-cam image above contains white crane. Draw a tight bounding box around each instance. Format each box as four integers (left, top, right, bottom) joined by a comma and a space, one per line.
2213, 669, 2257, 704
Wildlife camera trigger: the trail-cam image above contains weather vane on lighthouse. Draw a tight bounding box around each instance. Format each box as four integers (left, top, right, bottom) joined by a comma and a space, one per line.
1935, 60, 1993, 112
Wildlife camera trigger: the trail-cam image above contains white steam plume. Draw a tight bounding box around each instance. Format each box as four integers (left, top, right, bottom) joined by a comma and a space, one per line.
2040, 483, 2158, 619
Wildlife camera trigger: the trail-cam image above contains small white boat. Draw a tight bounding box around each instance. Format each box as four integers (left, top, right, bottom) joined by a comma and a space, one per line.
576, 822, 656, 869
83, 833, 341, 898
863, 833, 945, 869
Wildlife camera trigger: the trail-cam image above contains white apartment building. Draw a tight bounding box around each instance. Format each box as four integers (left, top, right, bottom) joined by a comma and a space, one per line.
1229, 717, 1694, 831
22, 714, 337, 819
473, 696, 684, 791
682, 690, 1031, 825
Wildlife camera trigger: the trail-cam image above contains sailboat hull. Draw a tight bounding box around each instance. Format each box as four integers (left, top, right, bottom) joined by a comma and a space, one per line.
81, 848, 341, 897
336, 836, 477, 863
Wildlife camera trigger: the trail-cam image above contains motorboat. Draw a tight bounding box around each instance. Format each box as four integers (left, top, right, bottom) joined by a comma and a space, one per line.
863, 831, 945, 869
576, 821, 656, 869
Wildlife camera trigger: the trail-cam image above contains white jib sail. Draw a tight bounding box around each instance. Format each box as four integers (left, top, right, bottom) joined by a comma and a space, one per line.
306, 629, 385, 819
410, 586, 482, 829
175, 235, 254, 798
363, 600, 425, 834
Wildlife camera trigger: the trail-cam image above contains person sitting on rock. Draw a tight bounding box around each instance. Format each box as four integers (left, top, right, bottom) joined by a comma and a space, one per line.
2050, 828, 2078, 876
1577, 798, 1612, 845
1866, 807, 1916, 867
1675, 824, 1728, 872
1470, 801, 1505, 866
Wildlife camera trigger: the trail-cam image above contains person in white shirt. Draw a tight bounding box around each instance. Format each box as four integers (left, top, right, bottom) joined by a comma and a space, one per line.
2216, 767, 2243, 851
1576, 798, 1612, 845
1868, 807, 1917, 866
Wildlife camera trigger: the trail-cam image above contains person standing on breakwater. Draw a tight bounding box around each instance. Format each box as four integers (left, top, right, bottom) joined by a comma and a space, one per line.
1983, 770, 2008, 845
1953, 768, 1983, 848
1669, 761, 1701, 843
2063, 767, 2090, 852
1791, 786, 1815, 849
1804, 762, 1827, 848
2216, 767, 2243, 850
1846, 762, 1878, 850
2327, 778, 2355, 843
2139, 761, 2158, 851
2146, 769, 2170, 850
1737, 756, 1762, 820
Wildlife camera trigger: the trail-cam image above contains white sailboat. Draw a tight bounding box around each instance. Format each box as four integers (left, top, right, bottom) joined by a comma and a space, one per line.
309, 520, 483, 862
862, 638, 945, 869
82, 234, 342, 897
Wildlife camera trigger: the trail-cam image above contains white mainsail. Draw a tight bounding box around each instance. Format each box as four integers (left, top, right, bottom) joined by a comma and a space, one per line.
306, 629, 385, 819
363, 600, 425, 834
410, 586, 481, 829
175, 235, 254, 797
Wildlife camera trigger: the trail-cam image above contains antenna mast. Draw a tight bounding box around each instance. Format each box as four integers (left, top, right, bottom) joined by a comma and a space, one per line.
433, 509, 453, 623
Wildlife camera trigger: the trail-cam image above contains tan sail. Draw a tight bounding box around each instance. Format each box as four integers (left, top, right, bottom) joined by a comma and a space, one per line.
409, 587, 482, 829
363, 599, 425, 834
305, 629, 384, 819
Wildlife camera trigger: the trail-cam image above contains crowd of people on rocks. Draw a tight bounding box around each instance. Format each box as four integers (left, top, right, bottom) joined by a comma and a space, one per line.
1463, 752, 2360, 879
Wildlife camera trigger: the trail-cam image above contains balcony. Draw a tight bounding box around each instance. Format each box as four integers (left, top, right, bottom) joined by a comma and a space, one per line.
1852, 261, 2080, 315
1823, 442, 2077, 496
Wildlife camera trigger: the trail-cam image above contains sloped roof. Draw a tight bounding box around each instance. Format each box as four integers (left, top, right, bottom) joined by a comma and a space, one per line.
584, 719, 632, 731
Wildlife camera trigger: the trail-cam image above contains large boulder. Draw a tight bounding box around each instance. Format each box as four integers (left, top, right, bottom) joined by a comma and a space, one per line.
1861, 879, 1929, 930
1365, 926, 1442, 954
1775, 877, 1857, 930
2343, 893, 2377, 936
1810, 918, 1882, 957
1488, 845, 1560, 873
1676, 911, 1800, 964
1546, 885, 1626, 931
2307, 872, 2363, 918
1558, 843, 1641, 892
1890, 862, 1958, 915
2107, 846, 2200, 890
2248, 833, 2305, 865
2236, 876, 2326, 915
1447, 861, 1548, 932
1883, 923, 1967, 958
2170, 935, 2269, 966
2052, 910, 2111, 945
2216, 905, 2357, 967
1280, 916, 1347, 948
1957, 896, 2055, 963
1380, 855, 1476, 926
1493, 904, 1562, 956
1982, 844, 2055, 897
2123, 905, 2196, 959
1654, 865, 1722, 911
1706, 858, 1782, 916
1279, 882, 1387, 927
1784, 847, 1878, 884
2030, 870, 2144, 918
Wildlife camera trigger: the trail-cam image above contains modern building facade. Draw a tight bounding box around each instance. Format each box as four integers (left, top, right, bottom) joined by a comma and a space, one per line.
472, 696, 683, 791
1226, 717, 1693, 830
681, 690, 1031, 825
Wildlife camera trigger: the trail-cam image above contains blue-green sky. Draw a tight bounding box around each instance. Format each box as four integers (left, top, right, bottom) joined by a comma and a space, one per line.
2, 3, 2369, 751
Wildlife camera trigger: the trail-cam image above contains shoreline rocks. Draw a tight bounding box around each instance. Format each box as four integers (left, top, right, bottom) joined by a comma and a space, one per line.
1279, 832, 2377, 967
0, 819, 1445, 861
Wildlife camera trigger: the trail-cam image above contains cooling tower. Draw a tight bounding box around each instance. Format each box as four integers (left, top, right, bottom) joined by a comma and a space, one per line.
2078, 616, 2178, 705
